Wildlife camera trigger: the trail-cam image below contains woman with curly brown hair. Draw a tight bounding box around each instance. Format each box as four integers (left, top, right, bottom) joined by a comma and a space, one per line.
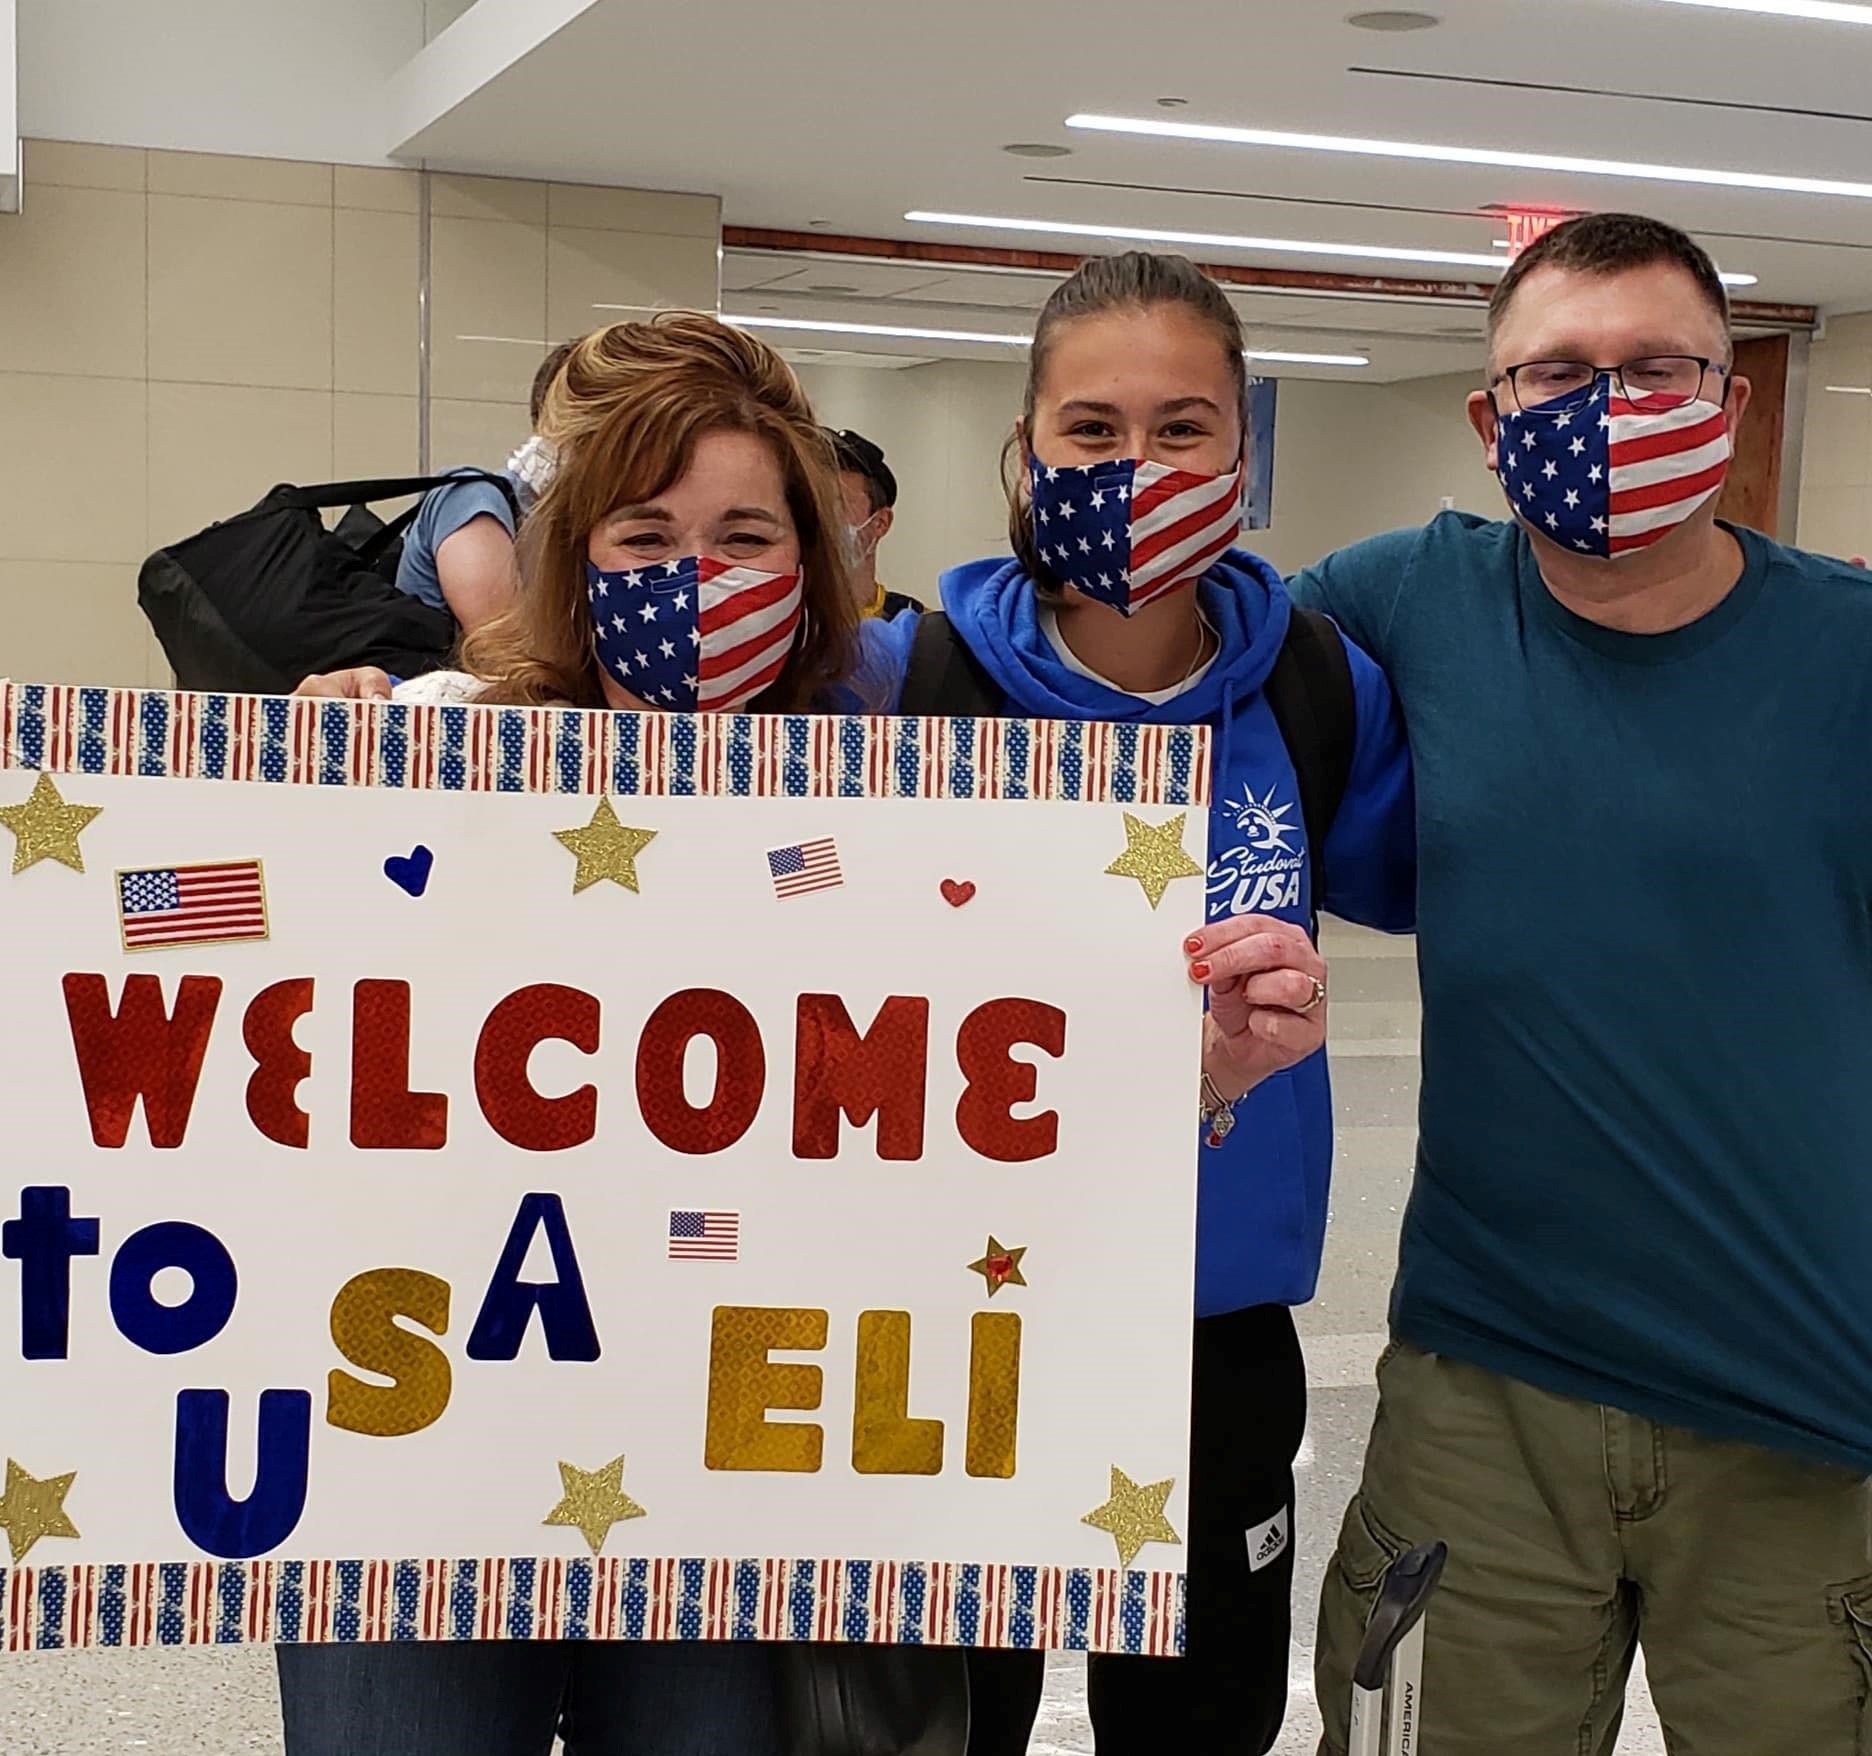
299, 312, 860, 715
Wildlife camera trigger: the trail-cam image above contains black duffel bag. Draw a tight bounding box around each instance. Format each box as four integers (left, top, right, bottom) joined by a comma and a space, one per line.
138, 471, 519, 694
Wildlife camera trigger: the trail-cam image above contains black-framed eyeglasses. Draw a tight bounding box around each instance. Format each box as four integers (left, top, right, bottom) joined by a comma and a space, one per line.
1494, 356, 1729, 413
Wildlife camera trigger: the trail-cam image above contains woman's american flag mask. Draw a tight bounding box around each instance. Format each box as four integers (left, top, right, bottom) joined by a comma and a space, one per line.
1029, 456, 1244, 615
585, 556, 804, 712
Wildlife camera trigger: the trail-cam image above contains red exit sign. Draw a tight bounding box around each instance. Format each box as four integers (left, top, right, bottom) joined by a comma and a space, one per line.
1501, 208, 1577, 257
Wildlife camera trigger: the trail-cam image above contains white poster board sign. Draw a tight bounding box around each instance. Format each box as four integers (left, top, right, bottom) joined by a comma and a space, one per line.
0, 683, 1206, 1657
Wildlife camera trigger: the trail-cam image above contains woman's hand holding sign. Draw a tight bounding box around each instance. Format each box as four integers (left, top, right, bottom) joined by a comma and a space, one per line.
1187, 915, 1329, 1102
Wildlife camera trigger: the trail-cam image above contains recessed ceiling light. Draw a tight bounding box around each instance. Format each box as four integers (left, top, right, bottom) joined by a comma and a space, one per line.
1492, 238, 1511, 248
1347, 8, 1442, 27
908, 208, 1508, 269
726, 314, 1031, 346
1652, 0, 1872, 21
1065, 110, 1872, 201
1004, 142, 1074, 158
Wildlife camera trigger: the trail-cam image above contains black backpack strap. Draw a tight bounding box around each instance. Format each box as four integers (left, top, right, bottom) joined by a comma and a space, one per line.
1261, 605, 1357, 938
272, 471, 521, 521
897, 611, 1002, 717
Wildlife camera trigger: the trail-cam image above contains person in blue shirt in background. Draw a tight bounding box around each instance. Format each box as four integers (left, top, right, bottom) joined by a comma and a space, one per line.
864, 251, 1416, 1756
394, 338, 578, 632
1295, 213, 1872, 1756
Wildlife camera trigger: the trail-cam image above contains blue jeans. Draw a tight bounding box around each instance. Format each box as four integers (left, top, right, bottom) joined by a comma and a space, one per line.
276, 1639, 785, 1756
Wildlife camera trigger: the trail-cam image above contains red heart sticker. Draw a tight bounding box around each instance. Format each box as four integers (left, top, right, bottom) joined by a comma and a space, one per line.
940, 879, 977, 909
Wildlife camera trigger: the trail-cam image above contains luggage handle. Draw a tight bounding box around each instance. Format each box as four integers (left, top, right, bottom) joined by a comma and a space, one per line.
1348, 1541, 1445, 1756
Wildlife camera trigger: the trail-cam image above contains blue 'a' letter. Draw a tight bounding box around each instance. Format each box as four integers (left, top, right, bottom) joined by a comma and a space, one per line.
466, 1192, 600, 1361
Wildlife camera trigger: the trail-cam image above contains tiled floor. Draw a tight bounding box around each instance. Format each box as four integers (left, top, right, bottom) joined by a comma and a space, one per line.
0, 924, 1667, 1755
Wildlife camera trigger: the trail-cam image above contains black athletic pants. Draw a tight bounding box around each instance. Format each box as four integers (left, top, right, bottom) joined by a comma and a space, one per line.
964, 1303, 1306, 1756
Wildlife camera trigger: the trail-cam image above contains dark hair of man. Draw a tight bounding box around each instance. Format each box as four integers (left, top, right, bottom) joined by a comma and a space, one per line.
530, 339, 580, 428
1487, 213, 1731, 353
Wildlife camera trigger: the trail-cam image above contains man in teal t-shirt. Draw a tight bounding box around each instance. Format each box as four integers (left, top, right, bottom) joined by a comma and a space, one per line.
1293, 214, 1872, 1755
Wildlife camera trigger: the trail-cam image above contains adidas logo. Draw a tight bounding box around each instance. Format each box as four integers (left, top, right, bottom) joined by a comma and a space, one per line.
1244, 1506, 1290, 1573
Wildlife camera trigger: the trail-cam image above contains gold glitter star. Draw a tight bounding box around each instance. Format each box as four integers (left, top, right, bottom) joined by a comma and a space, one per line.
966, 1236, 1028, 1297
0, 1458, 80, 1562
0, 774, 102, 875
543, 1455, 646, 1555
553, 799, 657, 894
1103, 811, 1202, 910
1081, 1465, 1181, 1570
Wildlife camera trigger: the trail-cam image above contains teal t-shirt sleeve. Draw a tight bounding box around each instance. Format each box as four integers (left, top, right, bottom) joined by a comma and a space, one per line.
1320, 627, 1416, 933
1286, 525, 1425, 667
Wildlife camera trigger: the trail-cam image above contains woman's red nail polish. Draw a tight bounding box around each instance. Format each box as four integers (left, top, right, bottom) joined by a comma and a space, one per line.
1189, 961, 1212, 981
1184, 936, 1204, 954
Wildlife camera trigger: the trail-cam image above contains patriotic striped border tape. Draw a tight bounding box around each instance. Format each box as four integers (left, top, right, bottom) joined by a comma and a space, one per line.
4, 1557, 1185, 1656
0, 682, 1210, 808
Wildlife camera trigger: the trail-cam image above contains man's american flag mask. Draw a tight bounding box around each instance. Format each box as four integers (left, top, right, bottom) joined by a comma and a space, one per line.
585, 556, 804, 711
1027, 455, 1243, 615
1494, 377, 1732, 560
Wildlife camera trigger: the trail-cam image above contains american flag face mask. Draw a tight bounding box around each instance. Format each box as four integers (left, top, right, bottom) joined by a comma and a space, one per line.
1494, 376, 1732, 561
1027, 454, 1243, 615
585, 556, 804, 712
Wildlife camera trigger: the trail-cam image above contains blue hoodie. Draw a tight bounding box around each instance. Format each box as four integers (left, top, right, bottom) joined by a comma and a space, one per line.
861, 552, 1416, 1316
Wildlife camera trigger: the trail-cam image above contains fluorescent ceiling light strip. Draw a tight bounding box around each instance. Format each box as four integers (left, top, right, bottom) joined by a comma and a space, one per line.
907, 208, 1506, 270
725, 314, 1031, 346
1825, 383, 1872, 394
733, 312, 1368, 367
1065, 110, 1872, 201
456, 334, 551, 346
1245, 349, 1370, 366
907, 209, 1755, 287
1651, 0, 1872, 21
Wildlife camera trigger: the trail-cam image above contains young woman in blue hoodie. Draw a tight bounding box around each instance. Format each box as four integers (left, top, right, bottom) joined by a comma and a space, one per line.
864, 252, 1416, 1755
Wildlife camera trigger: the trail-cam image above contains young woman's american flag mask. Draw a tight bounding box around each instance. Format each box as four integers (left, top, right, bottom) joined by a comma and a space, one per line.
1028, 454, 1244, 615
585, 556, 804, 711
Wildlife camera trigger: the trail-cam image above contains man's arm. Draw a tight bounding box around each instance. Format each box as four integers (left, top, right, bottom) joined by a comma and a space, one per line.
434, 515, 520, 632
1286, 527, 1422, 669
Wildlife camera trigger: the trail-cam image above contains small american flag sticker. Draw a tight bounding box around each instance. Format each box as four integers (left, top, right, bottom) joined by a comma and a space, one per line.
766, 836, 842, 899
116, 860, 269, 951
668, 1210, 739, 1261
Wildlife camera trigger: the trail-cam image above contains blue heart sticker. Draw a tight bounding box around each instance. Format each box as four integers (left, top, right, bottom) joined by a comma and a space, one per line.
383, 845, 435, 898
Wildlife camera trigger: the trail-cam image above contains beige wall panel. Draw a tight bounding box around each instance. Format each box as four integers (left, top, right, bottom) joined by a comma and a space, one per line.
148, 195, 335, 390
335, 208, 420, 395
431, 173, 547, 225
546, 229, 719, 341
546, 184, 719, 238
0, 186, 148, 379
429, 216, 547, 403
429, 399, 531, 472
0, 372, 149, 564
21, 139, 146, 191
0, 561, 155, 687
148, 150, 332, 207
334, 165, 422, 213
334, 393, 421, 482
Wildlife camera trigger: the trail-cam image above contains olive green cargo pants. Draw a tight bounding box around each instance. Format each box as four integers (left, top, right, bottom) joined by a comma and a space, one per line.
1316, 1342, 1872, 1755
